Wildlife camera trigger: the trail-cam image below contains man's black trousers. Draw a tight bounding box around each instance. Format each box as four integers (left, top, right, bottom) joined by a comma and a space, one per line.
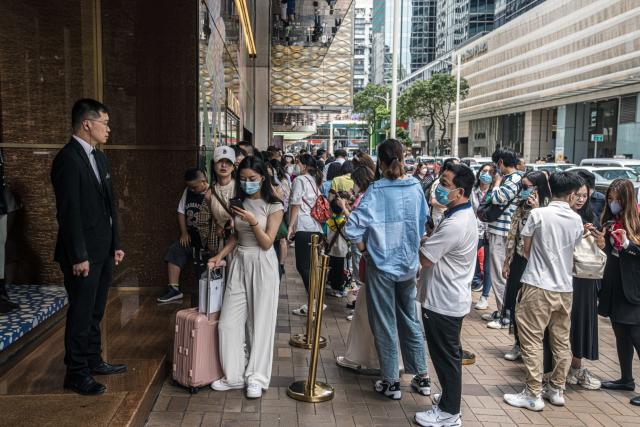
62, 259, 113, 376
422, 307, 464, 415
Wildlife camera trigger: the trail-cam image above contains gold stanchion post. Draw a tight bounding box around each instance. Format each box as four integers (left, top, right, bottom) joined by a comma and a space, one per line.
290, 234, 327, 349
288, 254, 334, 402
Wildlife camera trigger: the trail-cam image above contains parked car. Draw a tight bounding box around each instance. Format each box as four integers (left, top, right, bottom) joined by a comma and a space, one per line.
525, 163, 576, 174
579, 158, 640, 175
566, 166, 640, 194
461, 156, 492, 165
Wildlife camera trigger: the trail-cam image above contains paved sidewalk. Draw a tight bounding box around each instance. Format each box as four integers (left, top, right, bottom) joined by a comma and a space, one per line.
147, 253, 640, 426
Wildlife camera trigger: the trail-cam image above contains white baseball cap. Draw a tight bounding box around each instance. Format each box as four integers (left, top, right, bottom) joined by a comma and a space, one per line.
214, 146, 236, 164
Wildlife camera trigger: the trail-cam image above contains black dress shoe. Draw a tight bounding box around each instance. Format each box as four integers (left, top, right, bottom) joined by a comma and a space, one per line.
602, 379, 635, 391
91, 362, 127, 375
631, 395, 640, 406
64, 375, 106, 396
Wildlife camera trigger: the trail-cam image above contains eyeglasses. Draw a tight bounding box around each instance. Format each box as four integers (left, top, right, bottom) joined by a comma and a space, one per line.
87, 119, 110, 129
574, 193, 588, 201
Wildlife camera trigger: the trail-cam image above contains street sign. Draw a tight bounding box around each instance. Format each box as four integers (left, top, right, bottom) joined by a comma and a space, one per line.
591, 134, 604, 142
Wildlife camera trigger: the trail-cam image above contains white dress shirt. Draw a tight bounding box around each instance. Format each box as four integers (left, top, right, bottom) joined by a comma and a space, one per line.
73, 135, 101, 183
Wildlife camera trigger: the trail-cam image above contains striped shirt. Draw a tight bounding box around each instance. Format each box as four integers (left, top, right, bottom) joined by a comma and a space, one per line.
487, 171, 522, 236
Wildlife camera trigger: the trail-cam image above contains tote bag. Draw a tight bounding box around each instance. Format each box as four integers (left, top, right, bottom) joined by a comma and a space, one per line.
572, 232, 607, 279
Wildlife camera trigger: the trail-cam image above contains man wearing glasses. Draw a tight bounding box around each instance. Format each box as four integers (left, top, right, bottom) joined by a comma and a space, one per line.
51, 99, 125, 395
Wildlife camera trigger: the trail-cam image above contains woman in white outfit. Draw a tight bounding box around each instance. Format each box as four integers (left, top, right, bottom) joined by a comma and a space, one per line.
209, 157, 284, 399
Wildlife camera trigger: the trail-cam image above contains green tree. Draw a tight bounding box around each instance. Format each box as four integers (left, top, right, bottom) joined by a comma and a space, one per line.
353, 83, 390, 149
399, 73, 469, 155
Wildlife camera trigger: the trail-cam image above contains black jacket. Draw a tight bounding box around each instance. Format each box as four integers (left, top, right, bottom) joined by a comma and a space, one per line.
51, 138, 121, 266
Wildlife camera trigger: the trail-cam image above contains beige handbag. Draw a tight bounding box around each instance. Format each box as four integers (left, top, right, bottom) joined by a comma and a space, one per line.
573, 232, 607, 279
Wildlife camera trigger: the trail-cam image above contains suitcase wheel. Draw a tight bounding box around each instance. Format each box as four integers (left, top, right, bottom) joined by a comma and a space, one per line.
189, 386, 199, 394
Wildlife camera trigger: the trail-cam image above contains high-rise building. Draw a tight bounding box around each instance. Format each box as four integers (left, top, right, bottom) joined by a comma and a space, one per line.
494, 0, 545, 28
371, 0, 437, 85
353, 0, 374, 93
435, 0, 495, 57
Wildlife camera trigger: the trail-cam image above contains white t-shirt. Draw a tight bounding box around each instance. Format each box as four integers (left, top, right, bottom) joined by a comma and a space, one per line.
419, 202, 479, 317
290, 175, 323, 233
520, 201, 583, 293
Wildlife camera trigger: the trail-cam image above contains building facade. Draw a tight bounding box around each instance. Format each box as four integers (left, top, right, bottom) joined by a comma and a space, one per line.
353, 0, 374, 93
494, 0, 545, 28
371, 0, 437, 85
453, 0, 640, 163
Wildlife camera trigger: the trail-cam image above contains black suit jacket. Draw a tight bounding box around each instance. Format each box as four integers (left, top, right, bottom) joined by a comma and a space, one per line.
51, 138, 121, 266
603, 236, 640, 305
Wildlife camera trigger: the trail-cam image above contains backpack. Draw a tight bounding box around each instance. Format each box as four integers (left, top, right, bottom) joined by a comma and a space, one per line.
477, 178, 519, 223
301, 176, 332, 224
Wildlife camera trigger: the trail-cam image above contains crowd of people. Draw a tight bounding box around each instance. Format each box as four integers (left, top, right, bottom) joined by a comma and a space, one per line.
157, 136, 640, 425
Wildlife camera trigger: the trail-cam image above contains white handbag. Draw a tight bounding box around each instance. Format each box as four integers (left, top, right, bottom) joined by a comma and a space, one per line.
572, 232, 607, 279
198, 267, 225, 314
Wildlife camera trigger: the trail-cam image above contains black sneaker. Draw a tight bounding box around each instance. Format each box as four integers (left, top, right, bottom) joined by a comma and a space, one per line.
471, 282, 483, 292
346, 301, 356, 310
411, 375, 431, 396
374, 380, 401, 400
157, 287, 183, 303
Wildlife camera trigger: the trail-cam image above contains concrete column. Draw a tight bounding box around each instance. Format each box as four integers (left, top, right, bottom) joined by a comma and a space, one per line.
254, 67, 269, 149
252, 0, 270, 150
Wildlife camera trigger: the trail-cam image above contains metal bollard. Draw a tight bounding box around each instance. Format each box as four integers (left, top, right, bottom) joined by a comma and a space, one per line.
289, 234, 327, 349
287, 254, 334, 402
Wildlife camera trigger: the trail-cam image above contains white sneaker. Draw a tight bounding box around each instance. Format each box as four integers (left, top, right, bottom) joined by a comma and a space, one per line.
415, 406, 461, 427
503, 389, 545, 411
487, 317, 510, 329
542, 383, 565, 406
481, 310, 500, 321
336, 356, 361, 370
474, 295, 489, 310
211, 378, 244, 391
566, 367, 601, 390
292, 304, 327, 316
292, 304, 309, 316
246, 383, 262, 399
504, 344, 522, 361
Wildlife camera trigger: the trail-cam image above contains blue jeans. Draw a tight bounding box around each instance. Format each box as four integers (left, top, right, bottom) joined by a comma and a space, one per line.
365, 256, 427, 382
471, 238, 492, 297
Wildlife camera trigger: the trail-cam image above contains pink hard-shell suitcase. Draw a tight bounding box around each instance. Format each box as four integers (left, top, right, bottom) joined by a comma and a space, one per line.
172, 268, 224, 393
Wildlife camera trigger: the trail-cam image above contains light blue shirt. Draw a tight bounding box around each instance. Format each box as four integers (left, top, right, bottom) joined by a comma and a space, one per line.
345, 177, 428, 281
320, 180, 332, 198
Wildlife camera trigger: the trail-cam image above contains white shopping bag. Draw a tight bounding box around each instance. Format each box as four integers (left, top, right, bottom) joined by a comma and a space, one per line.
199, 267, 225, 314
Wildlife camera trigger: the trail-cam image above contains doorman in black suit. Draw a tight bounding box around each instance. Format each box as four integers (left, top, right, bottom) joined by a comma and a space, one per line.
51, 99, 126, 395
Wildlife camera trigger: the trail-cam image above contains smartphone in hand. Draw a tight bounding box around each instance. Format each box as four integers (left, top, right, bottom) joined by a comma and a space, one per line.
229, 197, 243, 211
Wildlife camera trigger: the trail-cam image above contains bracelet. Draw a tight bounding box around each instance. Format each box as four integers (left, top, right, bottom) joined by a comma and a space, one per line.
249, 221, 258, 227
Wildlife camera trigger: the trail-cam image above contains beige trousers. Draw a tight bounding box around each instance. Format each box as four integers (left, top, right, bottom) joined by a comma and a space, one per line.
218, 246, 280, 389
516, 284, 572, 395
488, 233, 507, 311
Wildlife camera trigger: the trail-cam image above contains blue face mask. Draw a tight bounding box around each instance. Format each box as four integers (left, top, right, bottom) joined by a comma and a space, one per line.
520, 188, 533, 200
479, 172, 492, 184
610, 200, 623, 216
241, 180, 262, 195
435, 184, 453, 206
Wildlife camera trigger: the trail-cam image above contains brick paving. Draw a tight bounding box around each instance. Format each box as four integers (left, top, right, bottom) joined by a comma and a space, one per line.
147, 252, 640, 426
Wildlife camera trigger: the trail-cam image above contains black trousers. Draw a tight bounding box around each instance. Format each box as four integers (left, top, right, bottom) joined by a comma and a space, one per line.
422, 308, 464, 415
62, 259, 113, 376
328, 256, 346, 292
294, 231, 322, 293
612, 322, 640, 382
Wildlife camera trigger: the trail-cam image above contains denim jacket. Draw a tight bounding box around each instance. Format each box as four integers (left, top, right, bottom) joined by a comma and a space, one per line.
345, 177, 428, 281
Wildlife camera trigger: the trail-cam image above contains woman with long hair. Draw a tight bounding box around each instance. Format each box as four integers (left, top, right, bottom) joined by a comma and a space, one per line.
498, 171, 551, 360
344, 139, 431, 400
353, 150, 376, 174
598, 179, 640, 406
472, 163, 496, 305
562, 177, 604, 389
287, 154, 324, 316
208, 157, 284, 399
